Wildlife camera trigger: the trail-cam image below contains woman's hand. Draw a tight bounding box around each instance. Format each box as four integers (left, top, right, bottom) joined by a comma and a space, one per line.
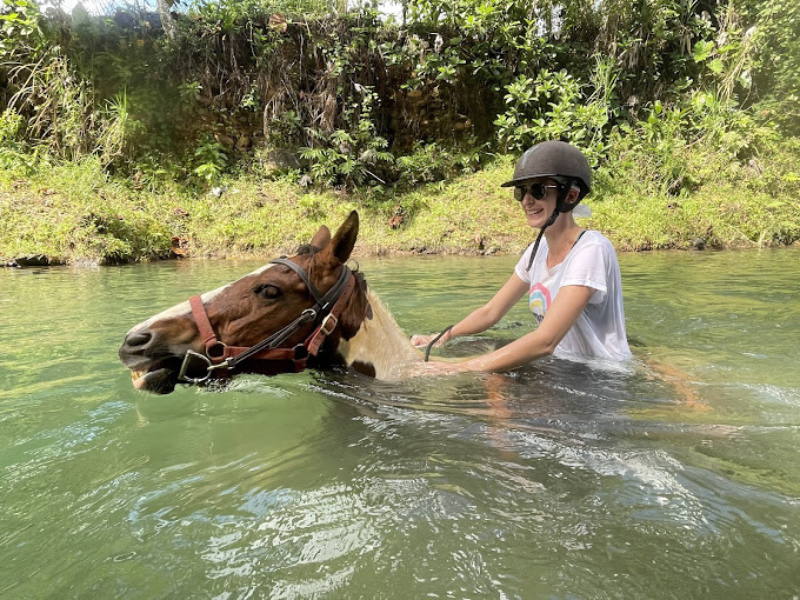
410, 333, 445, 348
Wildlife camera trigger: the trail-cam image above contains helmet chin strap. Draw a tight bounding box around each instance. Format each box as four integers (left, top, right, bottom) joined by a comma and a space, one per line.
526, 207, 560, 271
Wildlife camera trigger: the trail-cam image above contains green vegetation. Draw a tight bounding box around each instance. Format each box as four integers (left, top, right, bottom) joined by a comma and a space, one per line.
1, 0, 799, 264
3, 149, 798, 265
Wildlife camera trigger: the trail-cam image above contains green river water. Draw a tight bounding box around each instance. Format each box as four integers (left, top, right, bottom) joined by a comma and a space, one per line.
1, 249, 799, 599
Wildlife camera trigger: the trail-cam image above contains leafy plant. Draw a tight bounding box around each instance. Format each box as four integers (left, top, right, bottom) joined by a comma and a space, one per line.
299, 86, 394, 188
751, 0, 800, 134
193, 135, 229, 183
97, 90, 147, 169
0, 0, 42, 56
395, 140, 484, 188
0, 108, 35, 174
494, 67, 614, 162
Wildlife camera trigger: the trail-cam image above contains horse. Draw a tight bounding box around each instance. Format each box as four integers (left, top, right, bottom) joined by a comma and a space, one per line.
118, 211, 427, 394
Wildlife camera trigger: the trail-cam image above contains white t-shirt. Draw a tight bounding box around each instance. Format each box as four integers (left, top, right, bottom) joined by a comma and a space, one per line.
514, 230, 632, 360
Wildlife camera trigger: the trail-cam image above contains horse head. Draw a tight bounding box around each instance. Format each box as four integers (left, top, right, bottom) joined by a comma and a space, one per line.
119, 211, 378, 394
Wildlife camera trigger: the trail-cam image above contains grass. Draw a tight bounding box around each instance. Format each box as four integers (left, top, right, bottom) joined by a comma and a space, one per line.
2, 148, 800, 266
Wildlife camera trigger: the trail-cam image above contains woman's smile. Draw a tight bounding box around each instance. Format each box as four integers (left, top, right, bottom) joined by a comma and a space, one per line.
523, 199, 551, 220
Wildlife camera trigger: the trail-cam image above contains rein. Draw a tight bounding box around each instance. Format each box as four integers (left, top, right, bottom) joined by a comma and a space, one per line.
178, 258, 356, 384
424, 325, 453, 362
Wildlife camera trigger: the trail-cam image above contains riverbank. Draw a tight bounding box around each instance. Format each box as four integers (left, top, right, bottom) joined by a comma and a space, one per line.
2, 152, 799, 267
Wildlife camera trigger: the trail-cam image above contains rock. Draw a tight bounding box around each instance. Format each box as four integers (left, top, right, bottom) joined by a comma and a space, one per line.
260, 148, 301, 171
299, 174, 313, 188
10, 254, 51, 267
214, 133, 235, 149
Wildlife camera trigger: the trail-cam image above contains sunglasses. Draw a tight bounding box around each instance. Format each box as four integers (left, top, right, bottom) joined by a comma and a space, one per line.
514, 183, 560, 202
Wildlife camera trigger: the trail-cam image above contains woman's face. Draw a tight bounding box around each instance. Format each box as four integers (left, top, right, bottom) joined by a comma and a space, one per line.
516, 178, 560, 229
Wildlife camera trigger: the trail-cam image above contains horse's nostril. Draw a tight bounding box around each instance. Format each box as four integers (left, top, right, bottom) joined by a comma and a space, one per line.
125, 331, 153, 349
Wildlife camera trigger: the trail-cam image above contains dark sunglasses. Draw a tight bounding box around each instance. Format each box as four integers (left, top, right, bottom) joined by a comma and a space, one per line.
514, 183, 560, 201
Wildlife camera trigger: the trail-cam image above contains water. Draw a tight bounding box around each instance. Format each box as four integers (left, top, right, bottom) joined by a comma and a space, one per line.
1, 249, 799, 599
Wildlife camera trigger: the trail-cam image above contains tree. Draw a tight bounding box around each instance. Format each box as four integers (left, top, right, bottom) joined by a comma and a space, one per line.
156, 0, 176, 40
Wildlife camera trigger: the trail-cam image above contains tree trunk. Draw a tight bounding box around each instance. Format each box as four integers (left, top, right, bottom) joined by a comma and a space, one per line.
156, 0, 176, 41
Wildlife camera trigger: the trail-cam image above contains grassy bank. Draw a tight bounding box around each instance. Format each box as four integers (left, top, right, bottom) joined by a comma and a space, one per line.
2, 148, 800, 266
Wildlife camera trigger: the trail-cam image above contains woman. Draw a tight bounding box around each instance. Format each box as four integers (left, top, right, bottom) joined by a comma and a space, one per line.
411, 141, 632, 373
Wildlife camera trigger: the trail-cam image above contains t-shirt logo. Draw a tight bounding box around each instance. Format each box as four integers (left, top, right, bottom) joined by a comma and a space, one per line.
529, 283, 551, 324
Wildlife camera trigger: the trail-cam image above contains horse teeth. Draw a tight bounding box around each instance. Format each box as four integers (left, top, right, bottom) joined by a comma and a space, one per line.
131, 370, 145, 381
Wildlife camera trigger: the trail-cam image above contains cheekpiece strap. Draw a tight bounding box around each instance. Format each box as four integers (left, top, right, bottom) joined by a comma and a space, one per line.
190, 295, 218, 347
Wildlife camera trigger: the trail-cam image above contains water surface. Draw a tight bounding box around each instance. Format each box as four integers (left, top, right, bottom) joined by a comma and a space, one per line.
1, 249, 799, 598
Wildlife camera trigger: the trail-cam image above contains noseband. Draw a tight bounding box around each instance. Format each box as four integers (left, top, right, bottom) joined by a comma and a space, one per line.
178, 258, 357, 384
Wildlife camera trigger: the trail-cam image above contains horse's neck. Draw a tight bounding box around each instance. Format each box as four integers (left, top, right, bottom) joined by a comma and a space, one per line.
336, 289, 423, 380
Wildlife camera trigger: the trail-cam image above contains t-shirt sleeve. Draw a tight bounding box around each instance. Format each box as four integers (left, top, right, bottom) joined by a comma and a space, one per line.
561, 240, 610, 304
514, 244, 534, 284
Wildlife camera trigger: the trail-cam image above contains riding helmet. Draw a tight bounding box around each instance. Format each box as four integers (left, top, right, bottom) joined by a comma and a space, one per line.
501, 140, 592, 201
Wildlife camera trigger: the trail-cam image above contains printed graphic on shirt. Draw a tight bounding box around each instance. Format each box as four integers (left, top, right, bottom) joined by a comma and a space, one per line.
529, 283, 551, 324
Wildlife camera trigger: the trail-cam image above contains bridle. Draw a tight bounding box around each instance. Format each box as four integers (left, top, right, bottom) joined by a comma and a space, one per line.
178, 257, 357, 384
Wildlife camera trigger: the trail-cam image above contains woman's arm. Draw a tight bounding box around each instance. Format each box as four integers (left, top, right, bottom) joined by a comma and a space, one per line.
411, 274, 529, 347
417, 284, 595, 374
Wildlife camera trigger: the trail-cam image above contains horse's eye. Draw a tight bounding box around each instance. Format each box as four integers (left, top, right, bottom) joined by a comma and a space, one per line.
255, 284, 282, 300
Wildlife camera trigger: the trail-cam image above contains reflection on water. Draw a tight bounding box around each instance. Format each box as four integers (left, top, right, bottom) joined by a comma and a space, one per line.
1, 249, 799, 598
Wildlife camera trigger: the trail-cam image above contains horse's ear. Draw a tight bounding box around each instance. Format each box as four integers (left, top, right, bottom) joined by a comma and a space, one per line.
309, 225, 331, 250
327, 211, 359, 263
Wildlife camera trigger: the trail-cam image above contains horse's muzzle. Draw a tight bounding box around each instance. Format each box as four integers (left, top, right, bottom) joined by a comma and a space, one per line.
119, 328, 185, 394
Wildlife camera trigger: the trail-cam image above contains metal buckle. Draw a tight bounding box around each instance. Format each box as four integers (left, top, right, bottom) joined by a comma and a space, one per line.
178, 350, 212, 383
207, 341, 227, 360
178, 350, 231, 384
320, 313, 338, 335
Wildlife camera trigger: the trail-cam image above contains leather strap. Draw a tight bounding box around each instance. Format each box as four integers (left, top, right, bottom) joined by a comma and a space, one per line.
190, 294, 219, 347
306, 273, 357, 355
270, 258, 326, 306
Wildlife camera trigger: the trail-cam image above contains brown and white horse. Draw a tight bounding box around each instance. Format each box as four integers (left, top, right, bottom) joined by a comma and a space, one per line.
118, 211, 425, 394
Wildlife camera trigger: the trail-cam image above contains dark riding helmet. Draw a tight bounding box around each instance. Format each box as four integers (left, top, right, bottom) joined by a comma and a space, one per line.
501, 141, 592, 207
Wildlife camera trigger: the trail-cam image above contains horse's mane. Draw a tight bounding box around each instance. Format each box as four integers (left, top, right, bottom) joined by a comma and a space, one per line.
294, 244, 318, 256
